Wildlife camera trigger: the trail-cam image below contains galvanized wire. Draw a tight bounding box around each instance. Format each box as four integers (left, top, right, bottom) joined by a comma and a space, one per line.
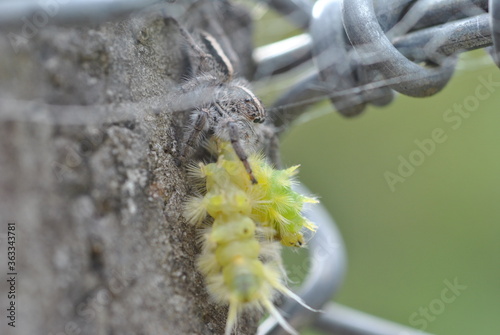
256, 0, 498, 123
0, 0, 165, 27
312, 303, 436, 335
262, 0, 313, 29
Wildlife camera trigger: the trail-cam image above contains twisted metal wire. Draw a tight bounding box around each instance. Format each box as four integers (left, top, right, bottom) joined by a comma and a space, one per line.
259, 0, 499, 125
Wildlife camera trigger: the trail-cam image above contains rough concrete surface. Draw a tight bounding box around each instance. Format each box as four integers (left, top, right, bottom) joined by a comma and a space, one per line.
0, 1, 263, 334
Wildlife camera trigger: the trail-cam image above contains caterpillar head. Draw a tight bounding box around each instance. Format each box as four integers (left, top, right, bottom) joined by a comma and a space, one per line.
280, 232, 305, 248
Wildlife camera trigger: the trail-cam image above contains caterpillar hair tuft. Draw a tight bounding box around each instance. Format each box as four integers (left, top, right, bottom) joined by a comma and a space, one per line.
184, 139, 318, 334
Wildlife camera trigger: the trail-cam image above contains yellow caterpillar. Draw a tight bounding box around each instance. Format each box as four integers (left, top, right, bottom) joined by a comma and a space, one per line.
247, 157, 317, 248
184, 140, 316, 335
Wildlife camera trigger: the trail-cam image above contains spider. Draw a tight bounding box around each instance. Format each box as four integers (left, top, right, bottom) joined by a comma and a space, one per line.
173, 19, 266, 184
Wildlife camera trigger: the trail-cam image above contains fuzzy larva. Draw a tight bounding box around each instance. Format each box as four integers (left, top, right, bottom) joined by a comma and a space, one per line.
184, 139, 317, 335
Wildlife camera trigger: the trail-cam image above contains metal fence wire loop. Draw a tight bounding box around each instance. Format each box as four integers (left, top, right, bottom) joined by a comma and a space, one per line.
342, 0, 456, 97
311, 0, 394, 116
261, 0, 496, 126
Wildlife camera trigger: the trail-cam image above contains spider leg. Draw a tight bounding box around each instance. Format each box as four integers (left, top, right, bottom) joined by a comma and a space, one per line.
181, 109, 209, 161
197, 0, 240, 75
227, 120, 258, 184
198, 31, 233, 82
173, 20, 214, 76
170, 18, 234, 83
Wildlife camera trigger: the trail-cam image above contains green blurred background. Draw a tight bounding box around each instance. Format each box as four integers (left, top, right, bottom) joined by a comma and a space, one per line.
250, 3, 500, 334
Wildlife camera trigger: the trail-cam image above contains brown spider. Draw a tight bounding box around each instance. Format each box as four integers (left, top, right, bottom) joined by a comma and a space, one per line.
174, 20, 266, 184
